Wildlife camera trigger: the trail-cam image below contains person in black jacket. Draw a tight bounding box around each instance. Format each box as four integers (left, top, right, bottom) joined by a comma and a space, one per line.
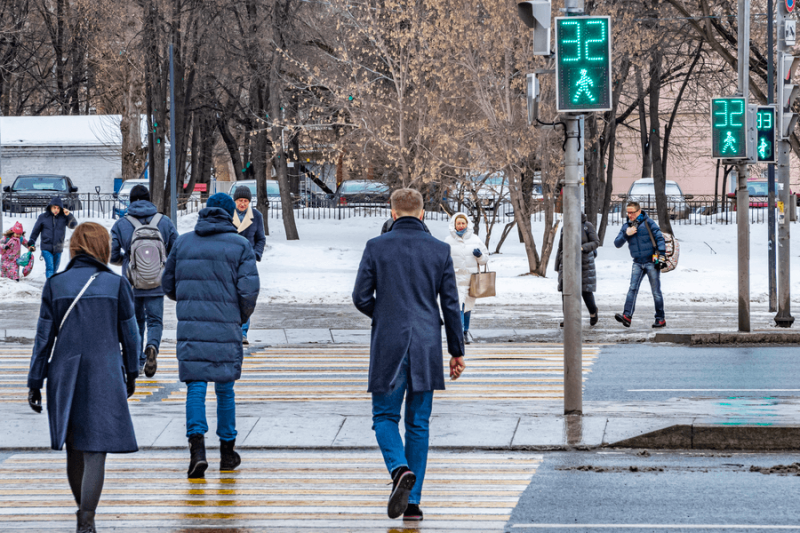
555, 213, 600, 327
110, 185, 179, 376
28, 196, 78, 278
231, 186, 266, 345
613, 201, 667, 328
27, 222, 140, 533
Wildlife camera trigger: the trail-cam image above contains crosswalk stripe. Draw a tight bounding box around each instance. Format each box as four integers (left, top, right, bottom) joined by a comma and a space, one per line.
0, 343, 600, 404
0, 450, 542, 530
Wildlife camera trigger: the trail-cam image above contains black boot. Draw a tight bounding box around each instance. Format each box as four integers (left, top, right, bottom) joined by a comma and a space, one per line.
387, 466, 416, 519
144, 345, 158, 378
220, 439, 241, 471
187, 434, 208, 479
76, 509, 96, 533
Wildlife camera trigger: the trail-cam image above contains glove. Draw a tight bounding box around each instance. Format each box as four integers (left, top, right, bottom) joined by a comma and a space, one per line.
28, 388, 42, 413
658, 255, 667, 269
126, 375, 136, 399
625, 226, 637, 236
473, 248, 482, 257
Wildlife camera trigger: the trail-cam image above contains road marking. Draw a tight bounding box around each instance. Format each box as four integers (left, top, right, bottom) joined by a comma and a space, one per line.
512, 525, 800, 530
0, 451, 541, 531
628, 389, 800, 392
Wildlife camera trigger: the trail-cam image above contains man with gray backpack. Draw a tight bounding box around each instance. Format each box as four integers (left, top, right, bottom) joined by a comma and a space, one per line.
111, 184, 178, 377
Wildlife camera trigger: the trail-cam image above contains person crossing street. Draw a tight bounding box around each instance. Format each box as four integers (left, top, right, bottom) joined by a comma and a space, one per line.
27, 196, 78, 278
352, 188, 465, 522
111, 185, 178, 376
231, 186, 266, 345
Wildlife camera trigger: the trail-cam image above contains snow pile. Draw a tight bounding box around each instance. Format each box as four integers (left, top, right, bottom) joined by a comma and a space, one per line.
4, 211, 797, 307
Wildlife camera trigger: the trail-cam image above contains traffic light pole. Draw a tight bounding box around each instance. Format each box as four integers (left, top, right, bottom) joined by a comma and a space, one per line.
767, 0, 777, 313
736, 0, 751, 332
775, 1, 795, 328
563, 114, 583, 415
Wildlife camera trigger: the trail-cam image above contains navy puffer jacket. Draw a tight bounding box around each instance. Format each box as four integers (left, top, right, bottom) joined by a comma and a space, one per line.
162, 207, 260, 383
614, 211, 666, 263
110, 200, 179, 297
28, 197, 78, 254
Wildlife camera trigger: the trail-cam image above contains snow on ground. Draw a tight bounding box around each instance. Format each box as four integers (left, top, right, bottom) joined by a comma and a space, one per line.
2, 211, 797, 309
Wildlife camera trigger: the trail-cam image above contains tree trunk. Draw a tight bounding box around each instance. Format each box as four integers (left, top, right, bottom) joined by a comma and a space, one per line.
648, 47, 674, 234
635, 67, 651, 180
121, 69, 145, 183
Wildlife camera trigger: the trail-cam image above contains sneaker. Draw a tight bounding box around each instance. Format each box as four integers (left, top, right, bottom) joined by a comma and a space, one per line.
614, 314, 632, 328
464, 331, 472, 345
652, 319, 666, 328
144, 345, 158, 378
242, 336, 249, 346
590, 313, 599, 326
387, 467, 416, 519
403, 503, 423, 521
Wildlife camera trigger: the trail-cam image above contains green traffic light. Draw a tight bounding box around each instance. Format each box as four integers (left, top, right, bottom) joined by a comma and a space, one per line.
711, 98, 746, 159
755, 106, 776, 163
555, 17, 612, 112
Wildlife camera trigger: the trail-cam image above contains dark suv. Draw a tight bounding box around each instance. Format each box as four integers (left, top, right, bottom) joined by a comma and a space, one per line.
2, 174, 81, 212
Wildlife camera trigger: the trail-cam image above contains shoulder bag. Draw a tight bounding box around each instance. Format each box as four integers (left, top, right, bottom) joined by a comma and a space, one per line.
49, 273, 98, 361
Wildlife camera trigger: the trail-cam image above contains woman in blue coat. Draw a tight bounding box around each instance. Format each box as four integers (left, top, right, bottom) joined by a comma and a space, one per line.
27, 222, 140, 533
28, 196, 79, 278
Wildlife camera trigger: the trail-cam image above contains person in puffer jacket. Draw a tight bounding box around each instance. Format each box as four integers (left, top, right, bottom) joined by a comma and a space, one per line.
555, 213, 600, 327
28, 196, 78, 278
444, 212, 488, 344
1, 222, 28, 281
162, 193, 260, 480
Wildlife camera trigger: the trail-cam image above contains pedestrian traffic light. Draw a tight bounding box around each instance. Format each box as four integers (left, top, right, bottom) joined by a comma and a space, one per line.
756, 105, 777, 163
517, 1, 552, 56
555, 16, 612, 113
778, 52, 800, 139
711, 97, 748, 159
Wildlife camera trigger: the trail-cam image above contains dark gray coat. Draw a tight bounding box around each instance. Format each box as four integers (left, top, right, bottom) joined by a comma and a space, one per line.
28, 255, 140, 452
352, 217, 464, 394
555, 214, 600, 293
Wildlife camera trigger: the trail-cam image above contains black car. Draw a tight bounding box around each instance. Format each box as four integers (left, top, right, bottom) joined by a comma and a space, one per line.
330, 180, 390, 207
3, 174, 82, 212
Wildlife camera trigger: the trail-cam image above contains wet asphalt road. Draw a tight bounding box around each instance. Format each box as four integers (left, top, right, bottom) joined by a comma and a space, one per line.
508, 450, 800, 532
584, 345, 800, 403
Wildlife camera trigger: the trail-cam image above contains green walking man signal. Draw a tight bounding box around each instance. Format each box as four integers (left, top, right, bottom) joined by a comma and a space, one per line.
711, 97, 748, 159
555, 16, 612, 113
756, 105, 777, 163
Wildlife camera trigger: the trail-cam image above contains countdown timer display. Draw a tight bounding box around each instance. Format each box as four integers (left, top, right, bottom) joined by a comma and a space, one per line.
555, 16, 613, 112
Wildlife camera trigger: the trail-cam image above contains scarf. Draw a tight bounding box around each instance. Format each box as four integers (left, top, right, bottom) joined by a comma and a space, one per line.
232, 206, 254, 233
456, 228, 467, 237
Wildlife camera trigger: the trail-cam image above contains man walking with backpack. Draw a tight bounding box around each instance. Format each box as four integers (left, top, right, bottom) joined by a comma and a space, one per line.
614, 201, 667, 328
111, 184, 178, 376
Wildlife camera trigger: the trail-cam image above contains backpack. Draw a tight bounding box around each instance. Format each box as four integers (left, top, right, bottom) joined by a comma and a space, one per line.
125, 214, 166, 290
643, 221, 679, 273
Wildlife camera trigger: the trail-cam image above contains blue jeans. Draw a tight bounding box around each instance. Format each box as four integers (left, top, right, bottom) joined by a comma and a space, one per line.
185, 381, 237, 441
41, 251, 62, 279
242, 317, 250, 338
460, 305, 472, 332
371, 356, 433, 505
624, 261, 665, 320
135, 296, 164, 367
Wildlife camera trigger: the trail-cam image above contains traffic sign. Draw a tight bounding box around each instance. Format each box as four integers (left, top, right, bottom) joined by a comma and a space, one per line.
787, 0, 794, 13
756, 106, 777, 163
711, 97, 748, 159
555, 16, 612, 112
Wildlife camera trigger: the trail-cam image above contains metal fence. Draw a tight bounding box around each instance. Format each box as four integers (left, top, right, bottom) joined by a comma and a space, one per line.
3, 192, 792, 226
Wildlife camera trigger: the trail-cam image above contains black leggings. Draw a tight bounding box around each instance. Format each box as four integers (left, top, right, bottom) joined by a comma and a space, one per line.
66, 444, 107, 512
562, 292, 598, 316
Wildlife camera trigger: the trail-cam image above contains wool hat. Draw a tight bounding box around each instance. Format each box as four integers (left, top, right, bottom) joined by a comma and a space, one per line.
11, 222, 23, 234
130, 184, 150, 203
233, 186, 252, 202
207, 193, 236, 217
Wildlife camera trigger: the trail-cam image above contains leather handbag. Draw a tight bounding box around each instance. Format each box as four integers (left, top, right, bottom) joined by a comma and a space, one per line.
468, 259, 496, 298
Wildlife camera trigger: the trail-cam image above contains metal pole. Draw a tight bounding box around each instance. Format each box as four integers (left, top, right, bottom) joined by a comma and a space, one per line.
776, 0, 795, 327
768, 0, 777, 312
0, 112, 3, 237
736, 0, 751, 332
169, 44, 178, 223
563, 115, 583, 415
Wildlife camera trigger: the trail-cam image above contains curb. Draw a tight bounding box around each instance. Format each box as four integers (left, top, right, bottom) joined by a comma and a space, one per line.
610, 424, 800, 451
653, 331, 800, 345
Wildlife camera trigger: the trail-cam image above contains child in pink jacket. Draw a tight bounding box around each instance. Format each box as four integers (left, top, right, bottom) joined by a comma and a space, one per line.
1, 222, 29, 281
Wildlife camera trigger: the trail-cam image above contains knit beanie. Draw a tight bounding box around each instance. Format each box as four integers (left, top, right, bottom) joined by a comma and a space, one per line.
206, 193, 236, 217
233, 186, 252, 202
130, 184, 150, 203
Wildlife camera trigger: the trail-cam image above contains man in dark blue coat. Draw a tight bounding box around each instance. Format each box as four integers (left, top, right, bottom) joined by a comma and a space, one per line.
162, 193, 260, 479
110, 185, 179, 376
614, 201, 667, 328
28, 196, 78, 278
230, 185, 266, 345
352, 188, 465, 522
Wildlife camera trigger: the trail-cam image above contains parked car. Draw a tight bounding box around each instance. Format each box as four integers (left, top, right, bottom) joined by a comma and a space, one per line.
2, 174, 81, 212
625, 178, 691, 219
330, 180, 390, 207
726, 180, 798, 208
227, 179, 285, 208
113, 179, 149, 218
